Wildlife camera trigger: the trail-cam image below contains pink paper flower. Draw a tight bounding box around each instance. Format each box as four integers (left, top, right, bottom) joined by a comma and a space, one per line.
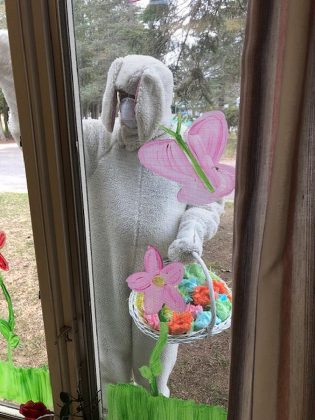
127, 245, 186, 314
144, 313, 160, 331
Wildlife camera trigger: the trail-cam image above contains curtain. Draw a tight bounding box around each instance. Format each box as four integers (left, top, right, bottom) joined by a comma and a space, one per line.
229, 0, 315, 419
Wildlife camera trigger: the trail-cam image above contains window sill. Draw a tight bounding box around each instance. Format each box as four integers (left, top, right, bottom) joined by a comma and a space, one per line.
0, 403, 23, 420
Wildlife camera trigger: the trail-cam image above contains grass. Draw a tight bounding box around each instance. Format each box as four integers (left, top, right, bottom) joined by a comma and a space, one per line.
0, 193, 48, 368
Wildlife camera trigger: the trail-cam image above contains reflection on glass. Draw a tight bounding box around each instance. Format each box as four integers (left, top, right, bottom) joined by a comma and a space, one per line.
0, 1, 52, 409
73, 0, 245, 415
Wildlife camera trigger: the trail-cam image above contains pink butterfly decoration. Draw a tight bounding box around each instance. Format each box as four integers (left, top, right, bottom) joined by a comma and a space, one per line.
126, 245, 186, 315
138, 111, 235, 205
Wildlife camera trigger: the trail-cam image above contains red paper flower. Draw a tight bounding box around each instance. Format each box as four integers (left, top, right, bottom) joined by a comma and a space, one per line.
213, 279, 226, 294
168, 311, 193, 335
19, 401, 53, 419
0, 231, 9, 271
192, 285, 211, 306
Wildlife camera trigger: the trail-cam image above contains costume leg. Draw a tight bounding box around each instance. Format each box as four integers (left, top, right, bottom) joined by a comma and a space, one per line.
95, 285, 133, 408
132, 323, 178, 396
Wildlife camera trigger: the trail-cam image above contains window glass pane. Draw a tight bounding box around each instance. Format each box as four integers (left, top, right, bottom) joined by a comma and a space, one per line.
0, 1, 52, 412
71, 0, 245, 416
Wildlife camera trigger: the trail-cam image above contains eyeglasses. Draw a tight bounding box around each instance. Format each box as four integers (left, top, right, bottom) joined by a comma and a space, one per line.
117, 90, 135, 102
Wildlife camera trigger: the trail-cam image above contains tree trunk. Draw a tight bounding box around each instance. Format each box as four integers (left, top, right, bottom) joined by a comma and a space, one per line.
218, 83, 225, 108
2, 106, 10, 138
0, 115, 5, 140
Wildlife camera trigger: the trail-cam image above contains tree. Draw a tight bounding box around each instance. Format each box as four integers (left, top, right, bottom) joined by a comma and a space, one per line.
73, 0, 148, 117
73, 0, 247, 118
0, 88, 10, 138
168, 0, 247, 115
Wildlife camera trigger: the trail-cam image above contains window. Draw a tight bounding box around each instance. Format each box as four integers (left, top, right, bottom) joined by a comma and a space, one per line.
71, 0, 245, 417
1, 0, 246, 418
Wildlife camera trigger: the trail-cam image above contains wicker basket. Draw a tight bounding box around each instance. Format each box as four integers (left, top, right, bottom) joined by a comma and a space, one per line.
129, 252, 232, 344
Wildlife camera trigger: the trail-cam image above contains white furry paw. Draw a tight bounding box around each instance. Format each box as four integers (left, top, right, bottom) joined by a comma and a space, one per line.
168, 238, 202, 263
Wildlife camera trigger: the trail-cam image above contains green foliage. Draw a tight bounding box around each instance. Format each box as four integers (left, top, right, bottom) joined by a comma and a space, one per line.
73, 0, 147, 117
172, 1, 247, 114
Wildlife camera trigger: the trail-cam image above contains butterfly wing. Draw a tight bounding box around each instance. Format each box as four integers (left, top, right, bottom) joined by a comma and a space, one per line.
179, 111, 235, 203
139, 139, 220, 205
138, 139, 197, 184
185, 111, 228, 172
138, 112, 235, 206
177, 164, 235, 205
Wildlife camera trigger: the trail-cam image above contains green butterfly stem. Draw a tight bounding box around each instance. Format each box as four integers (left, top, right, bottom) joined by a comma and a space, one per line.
160, 115, 215, 193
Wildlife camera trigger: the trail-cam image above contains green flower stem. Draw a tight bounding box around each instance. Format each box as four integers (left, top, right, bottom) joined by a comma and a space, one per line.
0, 273, 19, 361
150, 377, 159, 397
139, 323, 168, 397
0, 273, 15, 329
161, 116, 215, 193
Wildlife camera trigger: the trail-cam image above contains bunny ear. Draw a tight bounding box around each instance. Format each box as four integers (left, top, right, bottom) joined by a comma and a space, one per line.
101, 58, 124, 132
135, 68, 164, 143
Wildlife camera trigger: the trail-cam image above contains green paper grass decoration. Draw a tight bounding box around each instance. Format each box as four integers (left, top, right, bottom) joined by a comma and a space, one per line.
107, 384, 227, 420
0, 360, 53, 408
107, 323, 227, 420
0, 272, 53, 408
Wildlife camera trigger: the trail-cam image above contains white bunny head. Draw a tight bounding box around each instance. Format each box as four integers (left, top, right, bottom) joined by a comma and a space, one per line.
101, 55, 173, 146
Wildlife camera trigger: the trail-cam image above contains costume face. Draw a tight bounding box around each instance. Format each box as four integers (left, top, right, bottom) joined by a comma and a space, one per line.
119, 96, 137, 129
101, 55, 174, 145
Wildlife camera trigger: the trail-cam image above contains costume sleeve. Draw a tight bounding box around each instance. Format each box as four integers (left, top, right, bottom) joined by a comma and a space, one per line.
82, 117, 120, 179
82, 118, 107, 178
0, 30, 21, 147
168, 199, 225, 262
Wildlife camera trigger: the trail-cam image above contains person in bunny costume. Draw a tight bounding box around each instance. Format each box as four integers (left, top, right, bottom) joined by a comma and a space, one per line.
82, 54, 224, 402
0, 30, 224, 409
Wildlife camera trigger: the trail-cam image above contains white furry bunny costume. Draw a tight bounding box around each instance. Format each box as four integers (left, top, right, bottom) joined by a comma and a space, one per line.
0, 32, 224, 409
79, 55, 225, 408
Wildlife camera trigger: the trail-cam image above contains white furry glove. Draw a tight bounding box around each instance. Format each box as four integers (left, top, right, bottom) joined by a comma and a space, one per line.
168, 200, 225, 263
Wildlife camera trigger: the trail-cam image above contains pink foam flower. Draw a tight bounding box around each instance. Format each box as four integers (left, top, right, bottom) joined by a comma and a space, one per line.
127, 245, 186, 315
